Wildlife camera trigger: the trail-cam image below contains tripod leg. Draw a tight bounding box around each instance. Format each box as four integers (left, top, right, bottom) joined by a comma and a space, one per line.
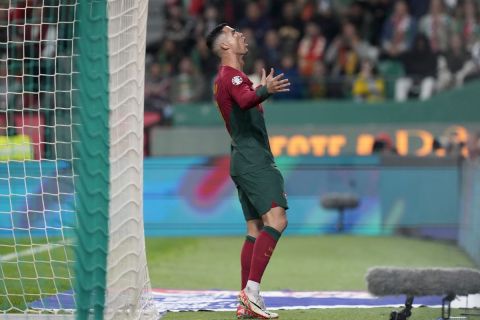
390, 296, 414, 320
441, 294, 455, 320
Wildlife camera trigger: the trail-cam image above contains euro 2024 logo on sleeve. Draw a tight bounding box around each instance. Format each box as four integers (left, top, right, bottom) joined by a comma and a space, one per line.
232, 76, 243, 86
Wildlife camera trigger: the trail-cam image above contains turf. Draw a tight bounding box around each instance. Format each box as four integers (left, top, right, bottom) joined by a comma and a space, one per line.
0, 238, 74, 311
146, 235, 476, 291
161, 307, 469, 320
146, 235, 477, 320
1, 235, 477, 316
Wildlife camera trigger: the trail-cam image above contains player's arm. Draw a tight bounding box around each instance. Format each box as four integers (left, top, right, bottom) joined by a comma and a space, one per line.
228, 79, 270, 110
228, 68, 290, 110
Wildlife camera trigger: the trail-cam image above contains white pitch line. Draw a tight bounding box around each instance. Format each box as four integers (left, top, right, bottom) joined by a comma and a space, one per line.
0, 240, 73, 262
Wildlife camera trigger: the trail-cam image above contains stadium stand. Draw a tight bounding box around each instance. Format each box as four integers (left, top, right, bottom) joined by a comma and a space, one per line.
143, 0, 480, 124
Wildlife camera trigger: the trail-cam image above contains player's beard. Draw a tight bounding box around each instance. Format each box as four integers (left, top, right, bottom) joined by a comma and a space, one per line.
238, 54, 246, 68
240, 38, 248, 55
235, 42, 247, 68
238, 43, 248, 55
237, 45, 248, 62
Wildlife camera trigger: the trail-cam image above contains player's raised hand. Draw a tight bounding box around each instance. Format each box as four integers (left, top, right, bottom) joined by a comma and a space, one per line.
261, 68, 290, 94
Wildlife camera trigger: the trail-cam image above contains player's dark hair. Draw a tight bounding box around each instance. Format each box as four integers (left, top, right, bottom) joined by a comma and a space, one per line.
206, 23, 228, 52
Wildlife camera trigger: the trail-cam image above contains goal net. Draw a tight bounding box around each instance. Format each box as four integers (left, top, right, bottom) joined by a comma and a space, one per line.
0, 1, 157, 319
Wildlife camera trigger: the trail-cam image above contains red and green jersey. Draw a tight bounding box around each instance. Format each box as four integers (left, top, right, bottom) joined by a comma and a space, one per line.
214, 65, 274, 176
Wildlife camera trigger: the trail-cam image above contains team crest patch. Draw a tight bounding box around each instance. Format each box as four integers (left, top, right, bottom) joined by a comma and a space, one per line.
232, 76, 243, 86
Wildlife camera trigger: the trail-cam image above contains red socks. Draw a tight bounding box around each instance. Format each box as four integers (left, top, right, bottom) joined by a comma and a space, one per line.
241, 235, 256, 289
248, 226, 282, 284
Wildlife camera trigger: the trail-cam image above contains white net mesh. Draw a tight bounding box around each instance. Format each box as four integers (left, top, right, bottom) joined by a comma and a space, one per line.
1, 1, 156, 318
107, 0, 157, 319
0, 0, 79, 315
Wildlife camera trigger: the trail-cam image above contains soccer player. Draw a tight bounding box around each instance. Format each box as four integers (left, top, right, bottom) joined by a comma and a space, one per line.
206, 23, 291, 319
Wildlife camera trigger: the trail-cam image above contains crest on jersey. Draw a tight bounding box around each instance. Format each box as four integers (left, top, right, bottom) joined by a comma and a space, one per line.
231, 76, 243, 86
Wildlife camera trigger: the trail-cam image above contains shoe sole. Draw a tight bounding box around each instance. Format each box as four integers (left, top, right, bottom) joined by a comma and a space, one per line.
238, 290, 273, 319
238, 294, 279, 319
237, 313, 257, 319
237, 304, 258, 319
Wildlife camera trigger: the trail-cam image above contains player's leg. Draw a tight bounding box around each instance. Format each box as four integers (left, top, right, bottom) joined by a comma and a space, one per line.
248, 206, 287, 287
246, 219, 263, 238
240, 209, 286, 319
242, 219, 263, 289
261, 206, 288, 232
235, 182, 264, 289
237, 167, 288, 318
237, 220, 263, 318
234, 181, 265, 318
246, 167, 288, 287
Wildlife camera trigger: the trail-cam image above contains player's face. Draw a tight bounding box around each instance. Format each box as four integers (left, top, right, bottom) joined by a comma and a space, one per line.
223, 26, 248, 55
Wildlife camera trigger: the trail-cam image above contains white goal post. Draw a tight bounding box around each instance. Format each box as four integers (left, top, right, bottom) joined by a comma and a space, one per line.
0, 1, 158, 319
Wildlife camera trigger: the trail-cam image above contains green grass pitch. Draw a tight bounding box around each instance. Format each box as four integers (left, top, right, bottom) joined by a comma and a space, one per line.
1, 235, 477, 319
0, 237, 74, 312
160, 308, 469, 320
147, 235, 476, 291
147, 235, 477, 320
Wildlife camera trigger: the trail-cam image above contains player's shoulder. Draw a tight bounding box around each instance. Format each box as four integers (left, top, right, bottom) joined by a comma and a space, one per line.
218, 65, 249, 87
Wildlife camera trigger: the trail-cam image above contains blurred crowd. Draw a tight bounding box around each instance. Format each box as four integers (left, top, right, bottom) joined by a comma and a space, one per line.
145, 0, 480, 123
0, 3, 74, 113
1, 1, 480, 124
1, 1, 479, 159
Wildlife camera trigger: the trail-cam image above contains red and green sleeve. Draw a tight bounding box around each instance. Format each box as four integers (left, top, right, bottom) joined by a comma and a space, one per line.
227, 77, 270, 110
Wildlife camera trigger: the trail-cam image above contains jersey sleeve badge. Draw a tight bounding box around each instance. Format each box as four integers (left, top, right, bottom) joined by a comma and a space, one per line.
231, 75, 243, 86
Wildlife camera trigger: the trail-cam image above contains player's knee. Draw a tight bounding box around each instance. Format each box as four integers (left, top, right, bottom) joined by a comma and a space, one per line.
246, 219, 263, 237
278, 215, 288, 232
270, 214, 288, 233
263, 206, 288, 232
282, 216, 288, 231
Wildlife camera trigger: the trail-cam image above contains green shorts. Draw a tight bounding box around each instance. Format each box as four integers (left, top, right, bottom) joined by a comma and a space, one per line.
231, 166, 289, 221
